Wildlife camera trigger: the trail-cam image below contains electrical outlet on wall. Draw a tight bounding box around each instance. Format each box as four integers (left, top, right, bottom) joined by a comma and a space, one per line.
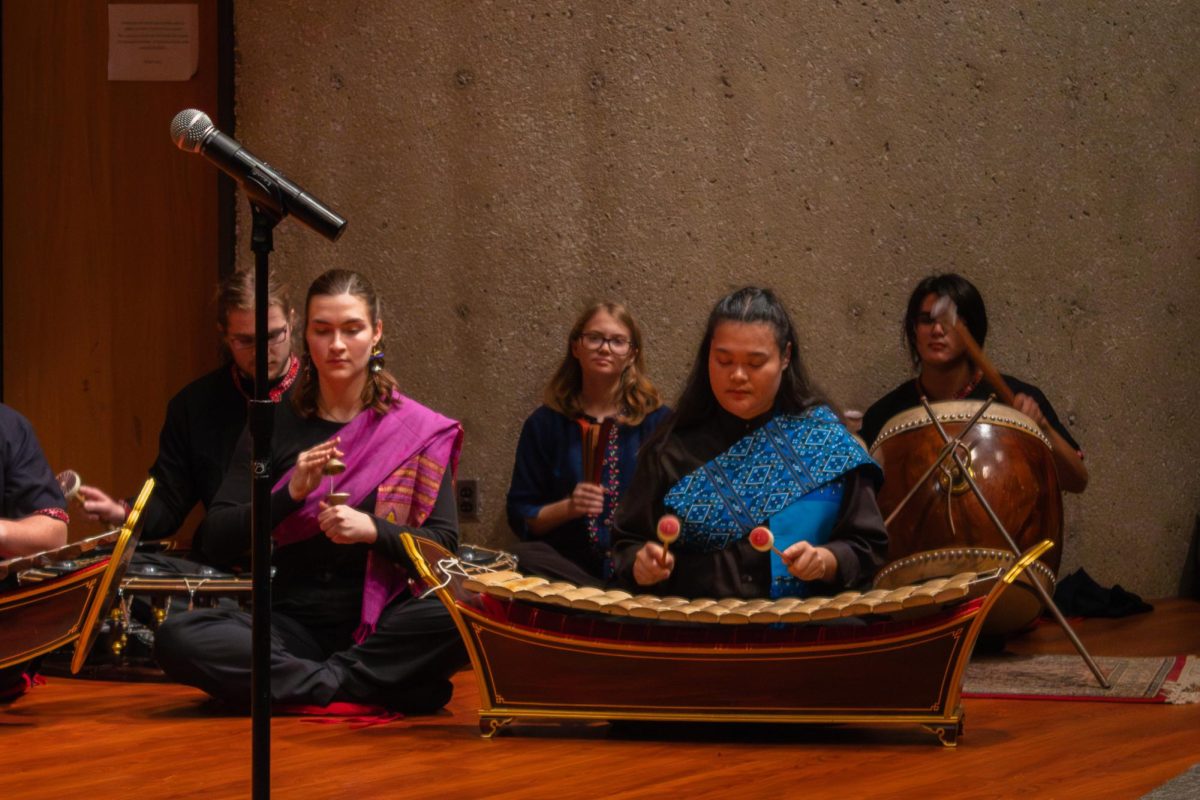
456, 478, 480, 521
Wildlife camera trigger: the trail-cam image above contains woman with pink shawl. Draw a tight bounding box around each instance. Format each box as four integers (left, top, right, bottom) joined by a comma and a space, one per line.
155, 270, 466, 714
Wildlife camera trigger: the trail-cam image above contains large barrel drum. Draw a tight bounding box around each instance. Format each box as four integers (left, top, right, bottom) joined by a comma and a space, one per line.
870, 401, 1063, 633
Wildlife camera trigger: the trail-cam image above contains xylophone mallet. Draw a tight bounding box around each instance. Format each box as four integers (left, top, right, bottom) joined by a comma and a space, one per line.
656, 514, 681, 566
748, 525, 788, 559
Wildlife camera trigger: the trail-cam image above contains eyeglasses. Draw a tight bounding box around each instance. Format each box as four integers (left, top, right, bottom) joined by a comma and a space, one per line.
578, 331, 632, 355
227, 325, 289, 351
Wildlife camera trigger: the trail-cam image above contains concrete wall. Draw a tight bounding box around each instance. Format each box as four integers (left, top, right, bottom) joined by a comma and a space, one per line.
233, 1, 1200, 597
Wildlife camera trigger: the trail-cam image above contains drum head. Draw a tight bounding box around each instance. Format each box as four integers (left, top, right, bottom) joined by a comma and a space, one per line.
874, 547, 1056, 635
71, 478, 154, 673
870, 400, 1051, 454
871, 400, 1064, 573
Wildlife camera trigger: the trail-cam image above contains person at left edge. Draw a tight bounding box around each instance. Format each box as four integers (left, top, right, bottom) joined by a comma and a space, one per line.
154, 269, 467, 713
0, 403, 69, 702
77, 268, 299, 554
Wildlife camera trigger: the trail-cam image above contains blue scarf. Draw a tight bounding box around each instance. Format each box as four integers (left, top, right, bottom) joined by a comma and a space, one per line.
664, 405, 878, 597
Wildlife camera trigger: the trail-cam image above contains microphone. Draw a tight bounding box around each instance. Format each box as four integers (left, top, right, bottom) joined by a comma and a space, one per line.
170, 109, 347, 241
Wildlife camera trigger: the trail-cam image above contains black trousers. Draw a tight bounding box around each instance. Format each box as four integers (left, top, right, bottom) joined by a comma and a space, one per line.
154, 593, 466, 712
510, 540, 607, 588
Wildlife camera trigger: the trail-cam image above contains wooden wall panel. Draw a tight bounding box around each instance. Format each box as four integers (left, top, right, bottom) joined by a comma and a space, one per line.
3, 1, 224, 539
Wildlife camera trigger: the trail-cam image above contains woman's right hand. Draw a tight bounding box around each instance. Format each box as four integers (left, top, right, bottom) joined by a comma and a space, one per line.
77, 485, 128, 526
567, 482, 606, 518
288, 437, 344, 501
633, 542, 674, 586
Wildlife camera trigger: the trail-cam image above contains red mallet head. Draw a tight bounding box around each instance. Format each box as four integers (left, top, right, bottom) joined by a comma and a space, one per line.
656, 514, 681, 545
748, 526, 775, 553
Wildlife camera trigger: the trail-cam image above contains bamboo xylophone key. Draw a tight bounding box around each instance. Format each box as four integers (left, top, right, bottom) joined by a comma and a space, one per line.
718, 598, 774, 625
571, 590, 633, 612
810, 591, 865, 621
462, 570, 524, 594
747, 597, 802, 624
658, 598, 719, 622
843, 588, 900, 616
514, 582, 577, 605
485, 576, 550, 600
690, 596, 754, 624
629, 596, 690, 619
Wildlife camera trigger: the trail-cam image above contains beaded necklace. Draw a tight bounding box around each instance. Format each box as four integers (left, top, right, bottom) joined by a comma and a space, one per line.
915, 367, 983, 401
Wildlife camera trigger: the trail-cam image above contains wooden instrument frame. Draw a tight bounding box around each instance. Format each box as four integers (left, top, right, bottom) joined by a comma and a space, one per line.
403, 534, 1052, 746
0, 479, 153, 672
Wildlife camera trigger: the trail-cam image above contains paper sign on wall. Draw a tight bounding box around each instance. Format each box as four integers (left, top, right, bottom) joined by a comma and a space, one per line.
108, 4, 199, 81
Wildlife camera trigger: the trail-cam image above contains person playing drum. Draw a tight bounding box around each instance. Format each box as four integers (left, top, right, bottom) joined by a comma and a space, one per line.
154, 269, 467, 714
859, 273, 1087, 493
0, 403, 69, 702
506, 302, 669, 587
77, 268, 301, 548
611, 287, 888, 599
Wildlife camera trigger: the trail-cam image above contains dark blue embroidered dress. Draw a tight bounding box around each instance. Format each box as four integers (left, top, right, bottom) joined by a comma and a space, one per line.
507, 404, 670, 582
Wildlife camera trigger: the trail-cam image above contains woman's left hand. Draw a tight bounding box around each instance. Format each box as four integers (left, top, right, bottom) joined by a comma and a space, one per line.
318, 502, 378, 545
781, 541, 836, 582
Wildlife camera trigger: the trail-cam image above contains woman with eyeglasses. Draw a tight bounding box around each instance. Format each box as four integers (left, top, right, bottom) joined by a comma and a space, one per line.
611, 287, 888, 600
155, 269, 466, 714
77, 268, 300, 543
858, 273, 1086, 492
506, 302, 669, 587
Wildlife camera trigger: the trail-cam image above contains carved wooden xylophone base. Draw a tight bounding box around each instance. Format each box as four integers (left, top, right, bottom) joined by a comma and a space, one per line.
479, 709, 965, 747
399, 534, 1047, 746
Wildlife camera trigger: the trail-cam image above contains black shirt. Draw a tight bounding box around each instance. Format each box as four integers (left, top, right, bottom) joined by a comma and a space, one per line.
140, 363, 295, 542
1, 403, 65, 521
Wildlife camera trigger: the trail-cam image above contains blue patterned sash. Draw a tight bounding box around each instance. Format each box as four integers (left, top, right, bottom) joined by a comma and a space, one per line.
664, 406, 877, 597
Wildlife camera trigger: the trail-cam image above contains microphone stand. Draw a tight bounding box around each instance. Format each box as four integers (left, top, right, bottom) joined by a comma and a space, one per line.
247, 187, 282, 800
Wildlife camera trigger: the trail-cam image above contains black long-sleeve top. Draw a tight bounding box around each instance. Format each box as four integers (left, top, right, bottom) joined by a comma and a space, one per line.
201, 400, 457, 630
611, 406, 889, 599
139, 364, 295, 542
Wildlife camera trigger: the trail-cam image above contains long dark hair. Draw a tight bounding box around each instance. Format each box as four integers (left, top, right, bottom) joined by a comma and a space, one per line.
543, 301, 662, 425
903, 273, 988, 368
649, 286, 828, 449
292, 269, 400, 418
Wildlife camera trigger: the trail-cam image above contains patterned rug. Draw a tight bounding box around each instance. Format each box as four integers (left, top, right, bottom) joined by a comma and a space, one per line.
1140, 764, 1200, 799
963, 653, 1199, 703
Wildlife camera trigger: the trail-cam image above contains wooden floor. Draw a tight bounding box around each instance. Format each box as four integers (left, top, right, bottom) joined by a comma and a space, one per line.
2, 599, 1197, 800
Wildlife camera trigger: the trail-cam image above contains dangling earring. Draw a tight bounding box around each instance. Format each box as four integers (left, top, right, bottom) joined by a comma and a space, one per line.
369, 344, 385, 374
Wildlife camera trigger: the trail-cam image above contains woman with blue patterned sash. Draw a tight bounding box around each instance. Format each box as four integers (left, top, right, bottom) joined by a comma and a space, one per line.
612, 287, 888, 600
507, 302, 669, 587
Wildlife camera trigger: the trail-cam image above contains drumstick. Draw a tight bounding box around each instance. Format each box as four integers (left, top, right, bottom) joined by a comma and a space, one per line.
748, 526, 787, 559
656, 514, 681, 566
930, 296, 1017, 406
931, 294, 1087, 489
